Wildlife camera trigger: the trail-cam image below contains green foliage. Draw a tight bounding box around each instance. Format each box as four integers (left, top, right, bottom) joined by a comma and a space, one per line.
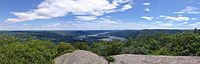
72, 31, 200, 57
71, 42, 90, 50
0, 35, 74, 64
153, 48, 172, 55
57, 42, 75, 56
1, 29, 200, 64
0, 35, 19, 46
121, 46, 148, 54
105, 56, 115, 63
90, 41, 124, 56
0, 39, 58, 64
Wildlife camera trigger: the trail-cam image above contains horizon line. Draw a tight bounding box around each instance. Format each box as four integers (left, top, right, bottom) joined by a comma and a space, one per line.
0, 28, 196, 31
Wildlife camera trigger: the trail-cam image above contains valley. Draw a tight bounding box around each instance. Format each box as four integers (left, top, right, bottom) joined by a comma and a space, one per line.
0, 29, 189, 43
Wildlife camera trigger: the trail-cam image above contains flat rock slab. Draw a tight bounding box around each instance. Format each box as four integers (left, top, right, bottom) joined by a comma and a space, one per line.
54, 50, 108, 64
55, 50, 200, 64
111, 54, 200, 64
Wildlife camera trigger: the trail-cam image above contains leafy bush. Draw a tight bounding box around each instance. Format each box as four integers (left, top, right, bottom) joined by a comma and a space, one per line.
105, 56, 115, 63
0, 39, 58, 64
1, 30, 200, 64
71, 42, 90, 50
90, 41, 124, 56
56, 42, 75, 56
0, 35, 75, 64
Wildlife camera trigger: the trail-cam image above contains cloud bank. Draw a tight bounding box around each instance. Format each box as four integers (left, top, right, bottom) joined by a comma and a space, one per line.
174, 6, 200, 14
141, 16, 154, 20
5, 0, 132, 22
159, 15, 197, 21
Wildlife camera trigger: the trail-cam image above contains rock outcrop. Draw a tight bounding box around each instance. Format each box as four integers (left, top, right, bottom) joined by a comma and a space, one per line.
111, 54, 200, 64
54, 50, 108, 64
55, 50, 200, 64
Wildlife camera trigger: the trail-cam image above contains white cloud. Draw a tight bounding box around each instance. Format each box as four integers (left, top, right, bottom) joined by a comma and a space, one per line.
189, 22, 200, 27
5, 12, 50, 23
153, 21, 173, 27
93, 18, 119, 24
1, 19, 191, 30
162, 23, 172, 27
67, 20, 163, 30
191, 18, 197, 20
159, 15, 191, 21
76, 16, 97, 21
39, 19, 137, 30
141, 16, 154, 21
174, 6, 200, 14
143, 3, 150, 6
182, 22, 188, 24
142, 3, 150, 12
2, 17, 175, 30
47, 23, 61, 27
121, 4, 132, 11
145, 7, 150, 12
5, 0, 132, 22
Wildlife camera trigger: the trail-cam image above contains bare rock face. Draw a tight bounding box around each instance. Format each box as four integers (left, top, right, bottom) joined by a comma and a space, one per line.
110, 54, 200, 64
54, 50, 108, 64
55, 50, 200, 64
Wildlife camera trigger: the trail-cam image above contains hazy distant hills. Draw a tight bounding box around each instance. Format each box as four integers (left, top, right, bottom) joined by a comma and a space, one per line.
0, 29, 191, 43
0, 30, 113, 42
105, 29, 191, 39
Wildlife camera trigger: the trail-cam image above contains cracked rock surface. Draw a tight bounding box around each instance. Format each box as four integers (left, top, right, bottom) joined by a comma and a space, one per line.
54, 50, 108, 64
111, 54, 200, 64
55, 50, 200, 64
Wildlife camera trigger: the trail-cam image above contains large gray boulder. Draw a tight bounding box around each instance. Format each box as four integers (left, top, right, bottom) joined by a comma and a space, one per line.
110, 54, 200, 64
54, 50, 108, 64
55, 50, 200, 64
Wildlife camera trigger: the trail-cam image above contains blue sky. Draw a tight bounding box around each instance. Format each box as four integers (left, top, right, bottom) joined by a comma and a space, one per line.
0, 0, 200, 30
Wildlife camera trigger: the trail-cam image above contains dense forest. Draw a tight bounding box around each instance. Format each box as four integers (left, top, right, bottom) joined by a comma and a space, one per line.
0, 29, 200, 64
0, 30, 188, 43
0, 30, 113, 42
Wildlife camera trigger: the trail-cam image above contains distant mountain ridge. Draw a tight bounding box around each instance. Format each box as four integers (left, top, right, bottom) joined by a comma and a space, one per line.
104, 29, 190, 39
0, 29, 191, 42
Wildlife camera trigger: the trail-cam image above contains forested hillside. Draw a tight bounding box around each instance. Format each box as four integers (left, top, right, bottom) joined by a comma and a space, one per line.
1, 29, 200, 64
104, 29, 189, 39
0, 30, 189, 43
0, 30, 112, 42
